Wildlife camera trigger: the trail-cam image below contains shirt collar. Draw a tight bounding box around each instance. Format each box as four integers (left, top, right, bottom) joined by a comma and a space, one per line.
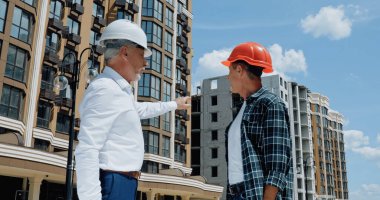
103, 66, 133, 94
246, 87, 267, 104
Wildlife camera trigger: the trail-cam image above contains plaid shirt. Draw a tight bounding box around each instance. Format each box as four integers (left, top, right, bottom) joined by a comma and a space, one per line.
225, 87, 293, 200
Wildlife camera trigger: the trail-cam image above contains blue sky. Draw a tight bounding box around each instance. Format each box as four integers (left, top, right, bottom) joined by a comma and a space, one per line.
191, 0, 380, 199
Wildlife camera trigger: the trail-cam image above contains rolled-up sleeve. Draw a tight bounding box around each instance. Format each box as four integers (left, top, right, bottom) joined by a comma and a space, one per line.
262, 102, 291, 191
75, 83, 121, 200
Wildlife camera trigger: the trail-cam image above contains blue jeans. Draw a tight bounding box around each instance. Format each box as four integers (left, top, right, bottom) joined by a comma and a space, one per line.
100, 170, 138, 200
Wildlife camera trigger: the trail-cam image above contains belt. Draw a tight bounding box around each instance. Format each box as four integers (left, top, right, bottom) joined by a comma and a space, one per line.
102, 169, 141, 180
228, 182, 245, 195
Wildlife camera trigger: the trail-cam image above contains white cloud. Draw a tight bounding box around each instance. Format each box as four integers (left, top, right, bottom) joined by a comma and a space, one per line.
344, 130, 380, 166
344, 130, 369, 150
350, 184, 380, 200
268, 44, 307, 75
191, 48, 231, 94
301, 5, 352, 40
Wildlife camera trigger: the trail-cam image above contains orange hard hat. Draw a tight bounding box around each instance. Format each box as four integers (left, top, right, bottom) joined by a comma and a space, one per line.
221, 42, 273, 73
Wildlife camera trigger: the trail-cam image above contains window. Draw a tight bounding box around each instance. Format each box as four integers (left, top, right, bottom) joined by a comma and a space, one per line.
211, 130, 218, 141
138, 74, 161, 99
165, 7, 173, 29
116, 9, 133, 21
62, 48, 77, 72
280, 77, 283, 86
211, 96, 217, 106
211, 148, 218, 159
177, 22, 183, 36
141, 21, 162, 46
37, 101, 52, 129
41, 65, 55, 90
67, 17, 80, 35
163, 112, 171, 132
46, 31, 60, 52
163, 81, 171, 102
142, 0, 162, 21
11, 7, 33, 43
174, 142, 180, 161
56, 112, 70, 133
22, 0, 35, 6
166, 0, 173, 5
141, 116, 160, 128
211, 113, 217, 122
147, 48, 161, 72
284, 81, 287, 89
164, 56, 172, 78
0, 0, 7, 32
92, 2, 104, 18
164, 32, 173, 53
280, 91, 283, 99
162, 136, 170, 157
285, 94, 288, 102
192, 132, 200, 146
176, 45, 182, 59
72, 0, 82, 4
0, 85, 24, 120
34, 139, 49, 151
141, 161, 158, 174
89, 30, 100, 46
5, 45, 28, 82
211, 166, 218, 177
143, 131, 159, 154
49, 0, 63, 20
211, 79, 217, 89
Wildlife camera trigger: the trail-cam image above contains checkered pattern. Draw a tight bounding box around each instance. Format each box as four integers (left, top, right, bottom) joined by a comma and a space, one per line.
225, 87, 293, 200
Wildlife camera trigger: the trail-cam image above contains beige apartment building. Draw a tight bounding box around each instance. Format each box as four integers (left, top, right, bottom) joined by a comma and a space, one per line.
0, 0, 223, 199
309, 93, 348, 200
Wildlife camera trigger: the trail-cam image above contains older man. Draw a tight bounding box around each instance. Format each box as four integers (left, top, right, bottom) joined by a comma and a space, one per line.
75, 20, 190, 200
222, 42, 293, 200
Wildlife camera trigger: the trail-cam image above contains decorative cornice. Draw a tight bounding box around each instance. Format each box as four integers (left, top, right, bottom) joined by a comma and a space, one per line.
33, 128, 69, 149
0, 117, 26, 135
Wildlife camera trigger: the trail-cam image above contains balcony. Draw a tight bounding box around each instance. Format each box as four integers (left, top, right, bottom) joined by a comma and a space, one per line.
182, 65, 190, 75
184, 46, 191, 54
40, 88, 56, 101
127, 2, 139, 13
67, 33, 81, 45
94, 45, 105, 55
175, 134, 189, 144
44, 49, 60, 65
175, 83, 186, 92
55, 97, 72, 108
60, 62, 74, 74
48, 18, 63, 31
177, 36, 187, 46
176, 58, 186, 68
71, 3, 84, 15
93, 16, 106, 28
184, 24, 191, 33
177, 13, 187, 22
176, 110, 189, 121
115, 0, 139, 13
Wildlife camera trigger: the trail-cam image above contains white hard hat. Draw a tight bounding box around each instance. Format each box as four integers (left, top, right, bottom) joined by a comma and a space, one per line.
99, 19, 152, 57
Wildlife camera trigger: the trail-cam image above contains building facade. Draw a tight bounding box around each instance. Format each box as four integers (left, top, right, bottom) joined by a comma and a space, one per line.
191, 75, 348, 200
0, 0, 223, 199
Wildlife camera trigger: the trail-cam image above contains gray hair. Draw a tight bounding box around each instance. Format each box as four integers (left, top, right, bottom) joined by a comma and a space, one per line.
103, 39, 139, 64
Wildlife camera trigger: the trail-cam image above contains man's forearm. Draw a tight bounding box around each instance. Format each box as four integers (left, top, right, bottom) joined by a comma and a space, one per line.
263, 185, 278, 200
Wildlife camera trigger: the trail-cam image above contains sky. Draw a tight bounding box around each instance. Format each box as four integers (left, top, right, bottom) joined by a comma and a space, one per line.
190, 0, 380, 199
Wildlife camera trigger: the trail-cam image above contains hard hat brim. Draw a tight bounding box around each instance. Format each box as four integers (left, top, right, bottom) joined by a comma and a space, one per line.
221, 60, 231, 67
144, 48, 152, 58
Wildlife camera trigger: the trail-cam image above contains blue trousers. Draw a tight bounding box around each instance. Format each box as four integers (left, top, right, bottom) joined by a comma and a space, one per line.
100, 170, 138, 200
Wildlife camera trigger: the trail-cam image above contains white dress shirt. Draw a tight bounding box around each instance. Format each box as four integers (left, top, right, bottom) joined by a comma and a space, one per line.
228, 101, 246, 185
75, 67, 177, 200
